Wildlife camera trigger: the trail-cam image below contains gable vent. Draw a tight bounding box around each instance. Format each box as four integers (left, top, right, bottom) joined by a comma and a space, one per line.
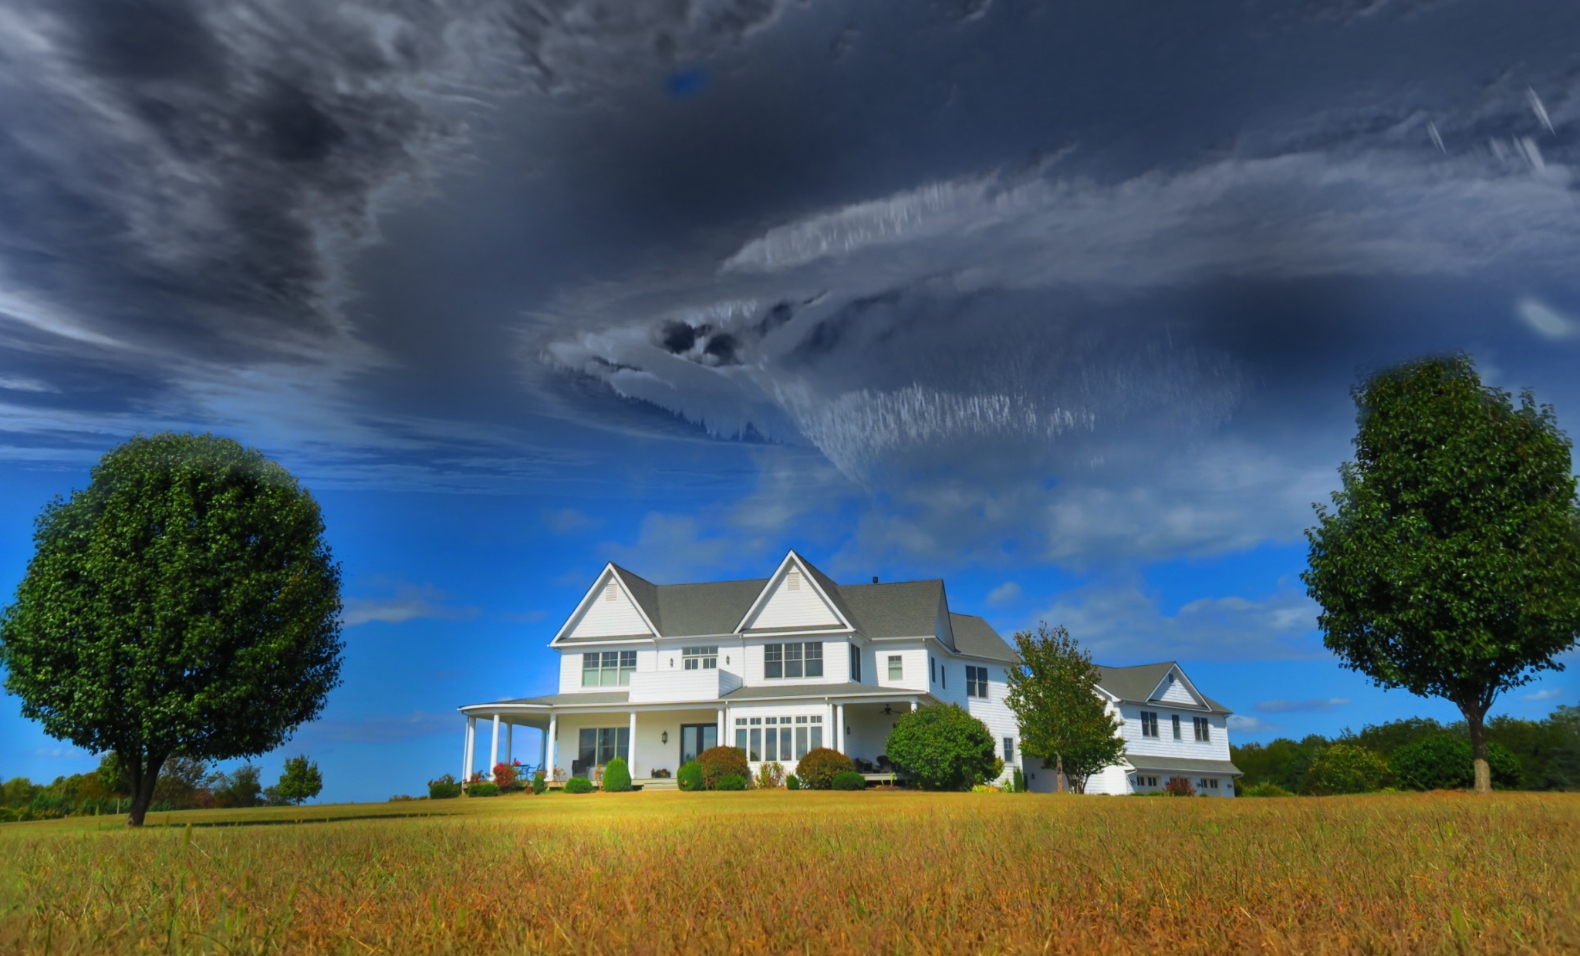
604, 583, 618, 602
787, 568, 802, 591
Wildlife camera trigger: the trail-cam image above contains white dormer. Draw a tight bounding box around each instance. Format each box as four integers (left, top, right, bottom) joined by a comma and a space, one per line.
736, 551, 852, 633
553, 565, 658, 642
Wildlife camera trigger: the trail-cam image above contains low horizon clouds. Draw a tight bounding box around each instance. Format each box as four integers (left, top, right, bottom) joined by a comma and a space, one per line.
1255, 697, 1352, 713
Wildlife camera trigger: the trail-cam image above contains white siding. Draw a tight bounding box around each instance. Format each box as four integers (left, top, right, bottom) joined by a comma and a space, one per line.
741, 637, 843, 687
556, 644, 654, 694
565, 579, 654, 639
743, 569, 844, 631
873, 643, 929, 692
1157, 673, 1198, 706
965, 663, 1019, 785
1118, 705, 1232, 762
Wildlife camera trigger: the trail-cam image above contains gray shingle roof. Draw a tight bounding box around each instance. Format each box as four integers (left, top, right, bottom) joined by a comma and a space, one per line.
948, 614, 1019, 662
1095, 662, 1231, 715
838, 580, 945, 639
798, 557, 861, 630
1123, 756, 1243, 775
474, 691, 631, 707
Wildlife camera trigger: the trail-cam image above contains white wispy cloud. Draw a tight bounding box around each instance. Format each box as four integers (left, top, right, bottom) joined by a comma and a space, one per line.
1027, 579, 1323, 663
985, 582, 1023, 608
298, 710, 458, 744
1255, 697, 1351, 713
1523, 688, 1566, 702
342, 582, 478, 627
1227, 714, 1284, 734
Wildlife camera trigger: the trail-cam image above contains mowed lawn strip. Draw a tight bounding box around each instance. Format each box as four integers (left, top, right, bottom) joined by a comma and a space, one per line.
2, 791, 1576, 955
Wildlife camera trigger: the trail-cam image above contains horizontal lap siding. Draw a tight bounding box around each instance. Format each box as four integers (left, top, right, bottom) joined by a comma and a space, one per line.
965, 666, 1018, 784
568, 582, 652, 638
748, 574, 843, 630
1120, 706, 1231, 763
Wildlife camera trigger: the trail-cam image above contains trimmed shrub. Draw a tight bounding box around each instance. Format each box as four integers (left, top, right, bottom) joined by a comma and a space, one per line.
492, 763, 518, 791
1163, 777, 1196, 797
885, 705, 997, 791
698, 746, 750, 790
531, 771, 547, 795
754, 761, 785, 790
795, 748, 853, 790
831, 771, 865, 791
1011, 767, 1027, 793
603, 758, 632, 793
1303, 743, 1390, 795
785, 774, 800, 791
1241, 781, 1291, 797
563, 777, 594, 794
468, 781, 500, 797
677, 761, 705, 792
428, 774, 461, 800
714, 774, 747, 791
1391, 734, 1521, 791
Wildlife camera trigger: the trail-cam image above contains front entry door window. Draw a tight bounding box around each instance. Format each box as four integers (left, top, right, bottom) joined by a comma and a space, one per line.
679, 724, 716, 766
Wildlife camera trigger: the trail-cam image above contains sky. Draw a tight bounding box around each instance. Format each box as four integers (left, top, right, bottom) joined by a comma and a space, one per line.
2, 0, 1578, 803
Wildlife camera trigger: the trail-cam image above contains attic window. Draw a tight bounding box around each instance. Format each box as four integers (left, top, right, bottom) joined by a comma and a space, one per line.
787, 568, 802, 591
604, 583, 618, 602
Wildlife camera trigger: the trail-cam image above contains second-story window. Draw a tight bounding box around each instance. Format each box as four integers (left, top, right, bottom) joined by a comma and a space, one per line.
1193, 716, 1211, 741
888, 655, 903, 680
682, 646, 718, 670
582, 650, 636, 687
1172, 714, 1182, 740
764, 642, 823, 679
966, 665, 988, 698
849, 645, 861, 682
1140, 711, 1159, 737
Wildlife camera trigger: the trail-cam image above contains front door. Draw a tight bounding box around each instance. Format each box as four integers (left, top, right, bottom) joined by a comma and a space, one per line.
679, 723, 717, 766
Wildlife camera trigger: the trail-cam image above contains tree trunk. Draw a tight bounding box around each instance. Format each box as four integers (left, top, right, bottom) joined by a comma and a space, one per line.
1460, 703, 1492, 795
1055, 753, 1066, 794
127, 751, 165, 827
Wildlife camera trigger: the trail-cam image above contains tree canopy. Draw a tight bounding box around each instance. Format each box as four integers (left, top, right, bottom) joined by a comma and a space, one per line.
1003, 623, 1124, 792
1303, 356, 1580, 792
884, 704, 998, 790
0, 433, 343, 825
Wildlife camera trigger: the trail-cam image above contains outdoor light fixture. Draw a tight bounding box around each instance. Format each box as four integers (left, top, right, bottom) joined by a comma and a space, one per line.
661, 731, 668, 743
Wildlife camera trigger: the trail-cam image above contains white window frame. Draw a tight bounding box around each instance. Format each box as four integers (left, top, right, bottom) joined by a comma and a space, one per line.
888, 655, 903, 681
764, 642, 823, 680
1140, 711, 1159, 738
682, 646, 718, 671
582, 650, 636, 687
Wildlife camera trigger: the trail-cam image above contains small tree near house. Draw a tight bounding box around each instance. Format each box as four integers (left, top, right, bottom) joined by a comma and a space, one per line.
1004, 623, 1125, 793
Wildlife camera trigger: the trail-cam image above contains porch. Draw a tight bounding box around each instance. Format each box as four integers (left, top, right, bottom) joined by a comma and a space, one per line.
456, 684, 934, 786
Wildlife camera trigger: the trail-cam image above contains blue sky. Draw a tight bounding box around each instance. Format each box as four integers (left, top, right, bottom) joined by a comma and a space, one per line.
2, 0, 1578, 802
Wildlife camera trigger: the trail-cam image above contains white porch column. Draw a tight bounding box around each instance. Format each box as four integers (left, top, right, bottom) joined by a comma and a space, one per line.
546, 712, 558, 779
539, 723, 548, 773
506, 723, 513, 765
835, 703, 845, 754
716, 708, 725, 748
489, 714, 501, 777
462, 716, 475, 784
628, 711, 638, 770
461, 714, 474, 783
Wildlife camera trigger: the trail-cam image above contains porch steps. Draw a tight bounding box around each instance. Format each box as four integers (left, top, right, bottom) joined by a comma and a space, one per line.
637, 778, 679, 791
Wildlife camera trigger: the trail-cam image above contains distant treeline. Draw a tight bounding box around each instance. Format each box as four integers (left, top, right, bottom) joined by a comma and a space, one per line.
1232, 705, 1580, 795
2, 755, 288, 822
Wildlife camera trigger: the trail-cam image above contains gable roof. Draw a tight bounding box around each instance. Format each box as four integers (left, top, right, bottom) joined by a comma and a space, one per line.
1094, 662, 1231, 715
838, 580, 945, 639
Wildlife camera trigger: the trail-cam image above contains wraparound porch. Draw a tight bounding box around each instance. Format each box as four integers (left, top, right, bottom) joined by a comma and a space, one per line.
457, 683, 936, 785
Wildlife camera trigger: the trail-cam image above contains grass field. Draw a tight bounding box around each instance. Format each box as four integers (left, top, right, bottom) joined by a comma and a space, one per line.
2, 790, 1577, 955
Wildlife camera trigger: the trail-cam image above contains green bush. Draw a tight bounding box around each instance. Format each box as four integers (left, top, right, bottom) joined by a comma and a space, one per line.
531, 771, 547, 795
563, 777, 594, 794
1241, 781, 1291, 797
677, 761, 705, 792
1391, 735, 1521, 791
1011, 767, 1027, 793
831, 771, 865, 791
795, 748, 853, 789
698, 746, 750, 790
785, 774, 800, 790
754, 761, 785, 789
428, 774, 461, 800
468, 781, 500, 797
1303, 743, 1390, 795
602, 758, 632, 793
885, 705, 997, 791
714, 774, 747, 791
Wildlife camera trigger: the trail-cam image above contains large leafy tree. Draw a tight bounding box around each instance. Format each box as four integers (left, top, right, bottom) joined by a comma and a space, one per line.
0, 433, 343, 825
1004, 623, 1124, 793
1304, 356, 1580, 794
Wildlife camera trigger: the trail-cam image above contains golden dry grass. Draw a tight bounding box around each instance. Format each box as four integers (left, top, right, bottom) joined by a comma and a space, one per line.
2, 790, 1577, 955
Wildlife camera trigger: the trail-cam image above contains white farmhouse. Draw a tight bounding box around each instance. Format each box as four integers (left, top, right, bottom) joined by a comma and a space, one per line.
458, 551, 1241, 795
